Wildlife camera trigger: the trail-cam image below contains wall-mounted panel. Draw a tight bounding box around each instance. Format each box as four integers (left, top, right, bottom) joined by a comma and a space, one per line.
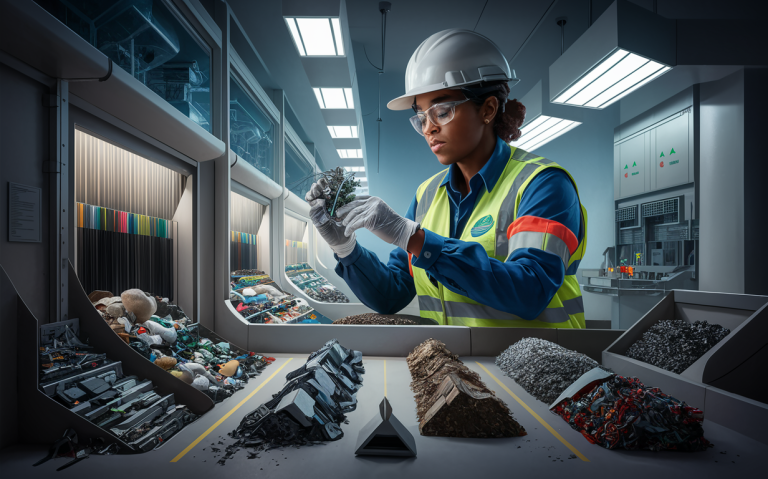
617, 134, 647, 198
653, 114, 690, 190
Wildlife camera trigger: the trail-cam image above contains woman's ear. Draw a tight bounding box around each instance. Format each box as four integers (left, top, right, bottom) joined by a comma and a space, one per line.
483, 96, 499, 123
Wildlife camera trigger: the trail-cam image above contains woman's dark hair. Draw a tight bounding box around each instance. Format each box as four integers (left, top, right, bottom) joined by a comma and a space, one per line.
465, 82, 526, 142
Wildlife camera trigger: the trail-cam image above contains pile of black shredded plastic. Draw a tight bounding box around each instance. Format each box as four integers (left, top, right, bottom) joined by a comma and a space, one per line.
625, 320, 730, 374
552, 375, 711, 451
496, 338, 610, 405
216, 339, 364, 465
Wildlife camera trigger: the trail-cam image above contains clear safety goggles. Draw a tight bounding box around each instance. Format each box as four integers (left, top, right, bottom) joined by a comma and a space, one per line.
409, 99, 470, 136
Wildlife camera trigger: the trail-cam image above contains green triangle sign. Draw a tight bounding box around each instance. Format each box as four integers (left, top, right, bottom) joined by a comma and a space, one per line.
660, 151, 665, 157
670, 148, 676, 154
632, 161, 637, 167
624, 164, 628, 169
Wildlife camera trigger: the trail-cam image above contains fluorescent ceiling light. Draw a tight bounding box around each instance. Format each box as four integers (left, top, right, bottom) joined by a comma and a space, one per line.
313, 88, 325, 108
331, 18, 344, 55
327, 126, 359, 138
553, 49, 670, 108
357, 177, 367, 182
512, 115, 581, 152
314, 88, 354, 109
285, 18, 345, 56
548, 1, 675, 110
337, 149, 362, 158
285, 19, 305, 56
344, 166, 364, 172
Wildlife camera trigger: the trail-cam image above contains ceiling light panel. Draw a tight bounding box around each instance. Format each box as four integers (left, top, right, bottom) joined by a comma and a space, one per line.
315, 88, 353, 109
285, 17, 345, 56
328, 126, 358, 138
514, 118, 581, 152
548, 1, 676, 110
285, 18, 306, 56
554, 49, 671, 109
337, 149, 362, 158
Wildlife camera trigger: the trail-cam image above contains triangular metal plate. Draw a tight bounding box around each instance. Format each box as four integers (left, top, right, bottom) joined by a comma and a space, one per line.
355, 397, 416, 457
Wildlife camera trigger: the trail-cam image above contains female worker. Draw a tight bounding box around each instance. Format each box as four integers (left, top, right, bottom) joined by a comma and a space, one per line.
306, 29, 587, 327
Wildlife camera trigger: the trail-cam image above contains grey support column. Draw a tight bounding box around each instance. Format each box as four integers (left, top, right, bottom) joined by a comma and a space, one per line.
47, 79, 69, 322
272, 90, 286, 289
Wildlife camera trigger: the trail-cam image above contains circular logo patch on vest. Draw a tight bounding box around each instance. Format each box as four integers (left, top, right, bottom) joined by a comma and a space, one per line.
471, 215, 494, 237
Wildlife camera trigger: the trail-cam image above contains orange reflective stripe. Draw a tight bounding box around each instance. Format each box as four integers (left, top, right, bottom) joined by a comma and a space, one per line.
408, 253, 414, 277
507, 215, 578, 254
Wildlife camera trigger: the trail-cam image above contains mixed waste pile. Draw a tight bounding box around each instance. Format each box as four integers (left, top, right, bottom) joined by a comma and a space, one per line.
496, 338, 610, 405
407, 339, 526, 438
552, 373, 711, 451
230, 271, 318, 324
38, 321, 197, 457
625, 320, 730, 374
285, 263, 350, 303
216, 339, 365, 464
90, 289, 274, 402
333, 314, 417, 325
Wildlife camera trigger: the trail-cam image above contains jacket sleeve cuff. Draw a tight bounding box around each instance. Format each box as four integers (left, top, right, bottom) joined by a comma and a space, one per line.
335, 241, 364, 267
411, 228, 443, 270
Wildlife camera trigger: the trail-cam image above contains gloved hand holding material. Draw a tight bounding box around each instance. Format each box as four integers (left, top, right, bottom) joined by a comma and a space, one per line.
337, 196, 420, 252
306, 178, 357, 257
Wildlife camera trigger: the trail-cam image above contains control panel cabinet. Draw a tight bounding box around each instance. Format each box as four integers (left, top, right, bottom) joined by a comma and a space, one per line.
614, 108, 692, 200
652, 113, 691, 191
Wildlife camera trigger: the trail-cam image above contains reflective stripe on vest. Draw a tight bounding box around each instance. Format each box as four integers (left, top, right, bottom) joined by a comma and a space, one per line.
415, 170, 449, 225
430, 296, 584, 323
418, 295, 443, 313
506, 216, 579, 269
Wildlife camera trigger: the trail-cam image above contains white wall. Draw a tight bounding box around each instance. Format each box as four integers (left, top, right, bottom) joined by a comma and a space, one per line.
172, 178, 194, 320
699, 69, 745, 293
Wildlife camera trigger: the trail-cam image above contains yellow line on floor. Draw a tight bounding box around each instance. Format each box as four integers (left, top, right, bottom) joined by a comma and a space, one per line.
170, 358, 294, 463
475, 362, 589, 462
383, 360, 387, 397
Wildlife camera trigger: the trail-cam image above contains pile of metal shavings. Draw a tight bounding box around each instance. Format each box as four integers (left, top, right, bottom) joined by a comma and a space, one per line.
333, 314, 417, 325
625, 320, 730, 374
552, 375, 711, 451
218, 339, 365, 464
320, 167, 361, 220
495, 338, 610, 405
407, 339, 526, 438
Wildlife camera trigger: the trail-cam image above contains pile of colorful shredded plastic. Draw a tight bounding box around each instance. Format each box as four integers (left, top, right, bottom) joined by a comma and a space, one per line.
552, 375, 710, 451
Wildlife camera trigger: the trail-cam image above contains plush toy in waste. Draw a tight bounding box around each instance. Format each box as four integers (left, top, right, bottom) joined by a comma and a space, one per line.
121, 289, 157, 323
144, 319, 177, 344
154, 356, 177, 370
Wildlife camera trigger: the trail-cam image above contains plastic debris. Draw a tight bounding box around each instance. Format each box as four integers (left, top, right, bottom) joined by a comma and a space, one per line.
408, 339, 526, 438
552, 374, 711, 451
495, 338, 610, 405
218, 339, 365, 464
625, 320, 730, 374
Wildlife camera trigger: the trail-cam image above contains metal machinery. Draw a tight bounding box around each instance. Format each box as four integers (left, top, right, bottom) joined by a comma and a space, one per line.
582, 87, 699, 329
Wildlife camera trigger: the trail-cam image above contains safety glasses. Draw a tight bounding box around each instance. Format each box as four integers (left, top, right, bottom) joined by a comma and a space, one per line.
409, 99, 470, 136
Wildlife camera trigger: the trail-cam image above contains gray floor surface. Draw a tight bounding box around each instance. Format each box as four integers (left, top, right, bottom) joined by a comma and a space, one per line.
1, 355, 764, 479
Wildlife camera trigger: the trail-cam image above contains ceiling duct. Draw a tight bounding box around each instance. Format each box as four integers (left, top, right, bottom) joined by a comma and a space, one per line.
549, 0, 675, 110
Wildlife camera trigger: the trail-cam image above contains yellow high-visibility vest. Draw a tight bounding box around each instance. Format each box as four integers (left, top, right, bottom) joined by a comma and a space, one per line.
411, 146, 588, 328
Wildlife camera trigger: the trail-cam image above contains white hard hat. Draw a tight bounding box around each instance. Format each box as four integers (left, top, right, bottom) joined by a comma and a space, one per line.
387, 29, 514, 111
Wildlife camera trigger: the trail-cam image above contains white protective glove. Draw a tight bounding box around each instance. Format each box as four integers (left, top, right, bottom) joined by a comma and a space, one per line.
305, 178, 357, 258
336, 196, 420, 252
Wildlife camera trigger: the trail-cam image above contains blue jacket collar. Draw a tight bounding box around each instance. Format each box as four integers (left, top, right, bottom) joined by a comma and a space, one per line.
440, 136, 510, 195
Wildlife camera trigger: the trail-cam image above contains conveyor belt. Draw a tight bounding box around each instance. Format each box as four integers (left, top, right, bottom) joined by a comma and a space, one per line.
2, 357, 764, 479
